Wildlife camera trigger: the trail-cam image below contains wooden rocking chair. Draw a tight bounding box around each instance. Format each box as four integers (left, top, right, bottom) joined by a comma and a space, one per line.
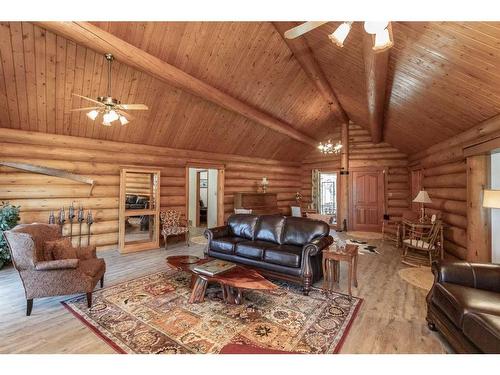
401, 219, 443, 266
160, 210, 190, 249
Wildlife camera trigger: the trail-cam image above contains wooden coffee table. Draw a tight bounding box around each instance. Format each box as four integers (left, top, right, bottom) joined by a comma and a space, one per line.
166, 255, 277, 304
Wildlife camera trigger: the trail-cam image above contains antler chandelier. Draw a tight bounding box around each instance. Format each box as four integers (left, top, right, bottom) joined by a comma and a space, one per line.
318, 139, 343, 154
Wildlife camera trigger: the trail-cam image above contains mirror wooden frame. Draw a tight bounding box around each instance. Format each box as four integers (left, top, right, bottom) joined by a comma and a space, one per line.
119, 167, 161, 253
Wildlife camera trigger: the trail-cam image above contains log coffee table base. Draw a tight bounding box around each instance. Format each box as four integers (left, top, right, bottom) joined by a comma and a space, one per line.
167, 256, 277, 305
188, 274, 245, 304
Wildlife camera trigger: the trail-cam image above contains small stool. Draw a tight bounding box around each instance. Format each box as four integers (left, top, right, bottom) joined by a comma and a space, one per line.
322, 243, 359, 297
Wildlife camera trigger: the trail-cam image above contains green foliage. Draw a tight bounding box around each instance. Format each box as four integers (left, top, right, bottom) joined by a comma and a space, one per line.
0, 201, 21, 266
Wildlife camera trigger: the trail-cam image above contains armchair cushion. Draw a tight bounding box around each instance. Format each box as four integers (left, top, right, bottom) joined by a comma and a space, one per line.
44, 238, 77, 260
35, 259, 79, 271
76, 245, 97, 260
79, 258, 106, 278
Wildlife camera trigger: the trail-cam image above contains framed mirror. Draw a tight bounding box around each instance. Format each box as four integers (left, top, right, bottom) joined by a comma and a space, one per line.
119, 167, 160, 253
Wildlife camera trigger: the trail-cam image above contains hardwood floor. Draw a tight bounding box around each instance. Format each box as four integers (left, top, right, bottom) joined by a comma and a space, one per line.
0, 236, 450, 354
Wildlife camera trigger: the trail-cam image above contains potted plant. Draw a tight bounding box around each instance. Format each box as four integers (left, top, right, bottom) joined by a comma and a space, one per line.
0, 201, 20, 269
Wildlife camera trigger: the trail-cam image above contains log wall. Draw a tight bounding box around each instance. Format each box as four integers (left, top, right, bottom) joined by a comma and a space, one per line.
0, 129, 301, 250
301, 124, 411, 224
409, 114, 500, 260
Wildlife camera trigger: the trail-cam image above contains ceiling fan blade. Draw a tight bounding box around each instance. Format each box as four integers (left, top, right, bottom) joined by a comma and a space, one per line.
72, 93, 104, 106
118, 104, 149, 110
69, 107, 101, 112
284, 21, 329, 39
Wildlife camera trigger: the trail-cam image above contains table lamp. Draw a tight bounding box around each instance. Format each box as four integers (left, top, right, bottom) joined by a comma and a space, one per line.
413, 190, 432, 222
483, 189, 500, 208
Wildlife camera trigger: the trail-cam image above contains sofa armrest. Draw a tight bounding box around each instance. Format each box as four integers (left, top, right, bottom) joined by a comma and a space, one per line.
76, 245, 96, 260
35, 259, 79, 271
432, 260, 500, 293
303, 235, 334, 257
204, 226, 230, 241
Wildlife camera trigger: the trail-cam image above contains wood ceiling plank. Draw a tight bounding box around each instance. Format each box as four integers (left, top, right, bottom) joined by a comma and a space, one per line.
37, 21, 317, 147
21, 22, 38, 132
9, 22, 30, 131
33, 25, 48, 134
45, 30, 57, 134
0, 44, 11, 128
62, 39, 76, 135
55, 35, 67, 135
0, 22, 21, 129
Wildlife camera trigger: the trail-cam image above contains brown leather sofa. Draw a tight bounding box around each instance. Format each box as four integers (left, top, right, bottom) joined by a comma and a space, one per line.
426, 260, 500, 353
204, 214, 333, 295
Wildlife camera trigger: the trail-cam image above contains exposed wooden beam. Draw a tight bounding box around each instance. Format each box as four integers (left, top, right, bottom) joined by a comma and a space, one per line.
273, 22, 350, 125
35, 22, 317, 147
362, 26, 391, 144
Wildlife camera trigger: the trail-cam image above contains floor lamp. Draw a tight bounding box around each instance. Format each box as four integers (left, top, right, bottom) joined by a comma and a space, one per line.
413, 190, 432, 223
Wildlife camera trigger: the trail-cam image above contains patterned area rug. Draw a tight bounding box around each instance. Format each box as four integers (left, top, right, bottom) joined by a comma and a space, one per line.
63, 270, 362, 354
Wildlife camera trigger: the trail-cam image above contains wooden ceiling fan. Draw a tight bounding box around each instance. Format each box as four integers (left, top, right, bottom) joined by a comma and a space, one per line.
284, 21, 393, 51
70, 53, 148, 126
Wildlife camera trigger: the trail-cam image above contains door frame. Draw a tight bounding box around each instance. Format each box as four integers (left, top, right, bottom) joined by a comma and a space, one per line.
316, 169, 341, 230
349, 167, 385, 232
185, 162, 225, 227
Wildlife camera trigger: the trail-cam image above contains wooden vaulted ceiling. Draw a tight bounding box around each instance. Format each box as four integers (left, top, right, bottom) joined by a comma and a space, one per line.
1, 21, 500, 160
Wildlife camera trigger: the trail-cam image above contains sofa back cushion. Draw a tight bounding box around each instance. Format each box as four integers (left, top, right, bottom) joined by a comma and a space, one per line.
282, 217, 329, 246
227, 214, 259, 240
255, 215, 285, 244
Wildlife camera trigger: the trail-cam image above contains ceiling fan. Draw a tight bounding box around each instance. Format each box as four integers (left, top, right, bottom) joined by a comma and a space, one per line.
284, 21, 393, 52
70, 53, 149, 126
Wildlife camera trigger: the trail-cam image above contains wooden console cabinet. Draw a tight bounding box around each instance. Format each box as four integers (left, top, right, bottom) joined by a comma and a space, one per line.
233, 192, 281, 215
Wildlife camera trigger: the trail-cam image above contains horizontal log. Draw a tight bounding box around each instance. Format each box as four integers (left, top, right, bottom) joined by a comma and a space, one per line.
388, 167, 408, 175
225, 179, 301, 188
444, 240, 467, 260
387, 174, 408, 183
427, 198, 467, 216
388, 199, 409, 208
423, 173, 466, 188
387, 182, 409, 190
387, 191, 410, 199
423, 162, 466, 177
225, 171, 299, 181
11, 197, 119, 211
350, 153, 407, 160
417, 146, 464, 168
443, 226, 467, 248
426, 209, 468, 229
350, 159, 408, 168
19, 208, 119, 223
426, 188, 467, 202
62, 220, 118, 237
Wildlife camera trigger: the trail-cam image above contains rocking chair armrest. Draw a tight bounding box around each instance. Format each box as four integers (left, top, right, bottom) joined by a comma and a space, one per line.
35, 259, 79, 271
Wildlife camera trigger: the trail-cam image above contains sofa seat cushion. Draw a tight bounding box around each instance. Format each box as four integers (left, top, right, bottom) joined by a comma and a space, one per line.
432, 282, 500, 327
462, 312, 500, 353
264, 245, 303, 268
210, 237, 246, 254
235, 241, 274, 260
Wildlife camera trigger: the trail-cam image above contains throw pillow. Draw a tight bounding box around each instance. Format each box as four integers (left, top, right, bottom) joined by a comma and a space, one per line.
44, 238, 77, 260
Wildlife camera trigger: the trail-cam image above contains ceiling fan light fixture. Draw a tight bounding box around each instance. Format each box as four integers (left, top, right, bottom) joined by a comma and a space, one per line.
364, 21, 389, 35
119, 115, 129, 126
102, 119, 112, 127
103, 109, 119, 124
373, 27, 393, 51
329, 22, 352, 47
86, 109, 99, 120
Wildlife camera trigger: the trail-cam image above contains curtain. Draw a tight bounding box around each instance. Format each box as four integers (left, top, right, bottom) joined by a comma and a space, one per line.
311, 169, 320, 211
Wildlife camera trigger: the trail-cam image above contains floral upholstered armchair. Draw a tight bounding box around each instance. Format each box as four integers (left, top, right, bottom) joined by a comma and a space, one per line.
3, 223, 106, 316
160, 210, 190, 249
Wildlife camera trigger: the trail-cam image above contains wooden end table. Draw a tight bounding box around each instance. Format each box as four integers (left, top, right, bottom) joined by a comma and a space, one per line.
166, 255, 277, 304
322, 244, 359, 298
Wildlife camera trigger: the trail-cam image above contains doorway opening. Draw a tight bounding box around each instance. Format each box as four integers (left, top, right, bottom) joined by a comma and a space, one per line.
319, 172, 338, 225
187, 166, 223, 236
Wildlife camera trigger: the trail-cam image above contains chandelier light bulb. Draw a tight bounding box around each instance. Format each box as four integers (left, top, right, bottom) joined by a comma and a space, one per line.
102, 120, 112, 126
329, 22, 352, 47
86, 109, 99, 120
364, 21, 389, 35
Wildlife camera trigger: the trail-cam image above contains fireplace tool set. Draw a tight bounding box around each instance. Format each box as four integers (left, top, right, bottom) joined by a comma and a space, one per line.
49, 203, 94, 247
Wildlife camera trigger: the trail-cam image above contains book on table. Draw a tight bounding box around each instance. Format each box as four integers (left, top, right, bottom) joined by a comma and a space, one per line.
193, 259, 237, 276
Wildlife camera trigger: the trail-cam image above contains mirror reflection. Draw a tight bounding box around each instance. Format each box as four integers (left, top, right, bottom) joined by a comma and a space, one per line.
124, 215, 157, 245
124, 172, 158, 210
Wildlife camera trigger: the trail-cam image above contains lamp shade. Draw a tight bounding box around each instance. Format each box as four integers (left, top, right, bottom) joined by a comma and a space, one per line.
483, 189, 500, 208
413, 190, 432, 204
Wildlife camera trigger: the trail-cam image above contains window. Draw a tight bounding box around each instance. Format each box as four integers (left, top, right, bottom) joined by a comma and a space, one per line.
319, 172, 337, 223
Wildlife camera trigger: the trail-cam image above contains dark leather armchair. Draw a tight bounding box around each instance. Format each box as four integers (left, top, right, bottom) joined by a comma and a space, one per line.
204, 214, 333, 295
426, 260, 500, 353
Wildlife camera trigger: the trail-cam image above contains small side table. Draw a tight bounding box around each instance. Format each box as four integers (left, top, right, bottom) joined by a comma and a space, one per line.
322, 244, 359, 298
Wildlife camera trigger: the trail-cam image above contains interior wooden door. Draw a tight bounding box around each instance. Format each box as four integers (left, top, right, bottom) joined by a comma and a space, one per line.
350, 170, 384, 232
